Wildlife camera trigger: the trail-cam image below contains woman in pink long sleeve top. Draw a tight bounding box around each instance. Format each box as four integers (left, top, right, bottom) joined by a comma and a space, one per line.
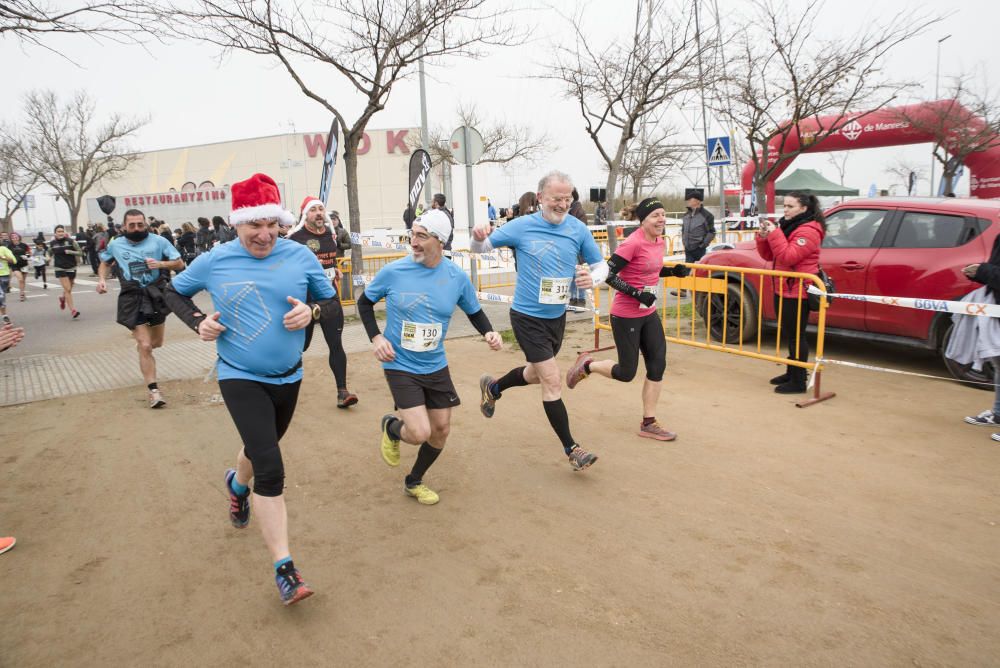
755, 191, 826, 394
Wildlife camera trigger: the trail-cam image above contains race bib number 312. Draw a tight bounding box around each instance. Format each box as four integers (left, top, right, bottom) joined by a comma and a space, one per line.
538, 277, 571, 304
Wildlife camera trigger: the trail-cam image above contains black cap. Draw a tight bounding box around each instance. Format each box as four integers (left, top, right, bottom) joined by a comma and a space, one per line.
684, 188, 704, 202
635, 197, 665, 222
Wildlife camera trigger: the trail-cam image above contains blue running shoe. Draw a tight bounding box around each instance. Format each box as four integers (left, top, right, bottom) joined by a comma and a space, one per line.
225, 468, 250, 529
276, 567, 314, 606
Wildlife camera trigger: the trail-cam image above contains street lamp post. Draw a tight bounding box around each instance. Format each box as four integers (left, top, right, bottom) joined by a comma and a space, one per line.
930, 34, 951, 196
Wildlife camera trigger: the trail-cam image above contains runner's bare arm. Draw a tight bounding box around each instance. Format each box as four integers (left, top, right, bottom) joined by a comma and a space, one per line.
96, 261, 112, 293
146, 257, 185, 271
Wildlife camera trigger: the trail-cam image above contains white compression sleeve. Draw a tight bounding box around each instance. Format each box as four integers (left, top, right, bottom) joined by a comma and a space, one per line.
469, 236, 494, 253
589, 260, 608, 286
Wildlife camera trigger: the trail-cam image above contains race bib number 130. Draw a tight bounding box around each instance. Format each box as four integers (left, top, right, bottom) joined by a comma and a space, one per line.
538, 277, 571, 304
401, 320, 443, 352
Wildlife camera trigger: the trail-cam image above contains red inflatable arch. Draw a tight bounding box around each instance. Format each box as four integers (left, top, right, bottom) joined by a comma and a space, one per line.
740, 101, 1000, 212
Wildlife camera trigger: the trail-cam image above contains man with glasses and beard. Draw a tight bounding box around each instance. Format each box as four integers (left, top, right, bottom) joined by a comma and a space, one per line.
471, 171, 607, 471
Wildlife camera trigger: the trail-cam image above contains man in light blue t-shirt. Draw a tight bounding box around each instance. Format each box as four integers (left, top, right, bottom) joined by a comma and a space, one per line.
97, 209, 184, 409
163, 173, 337, 607
358, 209, 502, 506
470, 170, 609, 471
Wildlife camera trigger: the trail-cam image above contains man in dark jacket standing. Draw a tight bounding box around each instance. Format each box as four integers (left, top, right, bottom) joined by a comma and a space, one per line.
676, 188, 716, 297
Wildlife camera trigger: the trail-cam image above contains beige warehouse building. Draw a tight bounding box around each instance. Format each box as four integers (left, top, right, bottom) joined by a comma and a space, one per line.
87, 127, 434, 231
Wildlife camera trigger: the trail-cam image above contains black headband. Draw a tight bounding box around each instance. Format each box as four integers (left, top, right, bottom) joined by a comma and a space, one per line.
635, 197, 664, 222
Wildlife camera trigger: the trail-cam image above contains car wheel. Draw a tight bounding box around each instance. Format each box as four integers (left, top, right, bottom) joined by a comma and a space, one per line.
695, 282, 757, 344
940, 322, 995, 389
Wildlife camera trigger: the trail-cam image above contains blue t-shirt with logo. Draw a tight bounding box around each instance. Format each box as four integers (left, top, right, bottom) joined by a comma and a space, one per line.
170, 238, 334, 384
100, 234, 181, 287
487, 212, 603, 319
364, 255, 481, 375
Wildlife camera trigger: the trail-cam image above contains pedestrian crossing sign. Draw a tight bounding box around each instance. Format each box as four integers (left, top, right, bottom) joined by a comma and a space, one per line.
707, 136, 731, 166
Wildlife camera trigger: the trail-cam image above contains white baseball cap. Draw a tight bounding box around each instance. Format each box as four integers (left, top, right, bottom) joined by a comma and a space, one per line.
413, 209, 452, 244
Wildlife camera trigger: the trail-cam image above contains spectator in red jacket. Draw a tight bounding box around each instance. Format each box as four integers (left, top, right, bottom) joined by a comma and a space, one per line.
756, 191, 826, 394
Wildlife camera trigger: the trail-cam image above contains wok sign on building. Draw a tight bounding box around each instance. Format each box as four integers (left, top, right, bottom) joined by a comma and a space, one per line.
302, 129, 412, 158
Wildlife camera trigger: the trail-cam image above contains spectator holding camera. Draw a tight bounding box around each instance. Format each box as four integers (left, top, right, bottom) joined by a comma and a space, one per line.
756, 191, 826, 394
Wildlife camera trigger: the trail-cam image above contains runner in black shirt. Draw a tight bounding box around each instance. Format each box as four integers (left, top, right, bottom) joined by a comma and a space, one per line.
288, 197, 359, 408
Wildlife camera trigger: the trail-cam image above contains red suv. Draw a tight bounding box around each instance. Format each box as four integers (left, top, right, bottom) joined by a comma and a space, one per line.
699, 197, 1000, 383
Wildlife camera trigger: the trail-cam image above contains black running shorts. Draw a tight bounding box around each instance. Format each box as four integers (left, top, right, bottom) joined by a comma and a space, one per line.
54, 269, 76, 279
384, 367, 461, 410
509, 309, 566, 363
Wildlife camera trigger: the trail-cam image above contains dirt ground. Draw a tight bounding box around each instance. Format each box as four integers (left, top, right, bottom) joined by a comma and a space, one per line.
2, 323, 999, 667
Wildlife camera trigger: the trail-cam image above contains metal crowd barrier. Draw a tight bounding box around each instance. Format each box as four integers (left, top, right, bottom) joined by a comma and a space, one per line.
336, 252, 406, 305
590, 262, 835, 407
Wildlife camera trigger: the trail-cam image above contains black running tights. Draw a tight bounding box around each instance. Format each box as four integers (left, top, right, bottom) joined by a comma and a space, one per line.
219, 379, 301, 497
304, 298, 348, 389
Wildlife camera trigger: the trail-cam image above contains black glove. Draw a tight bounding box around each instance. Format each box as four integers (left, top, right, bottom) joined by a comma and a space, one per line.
669, 263, 690, 278
637, 291, 657, 307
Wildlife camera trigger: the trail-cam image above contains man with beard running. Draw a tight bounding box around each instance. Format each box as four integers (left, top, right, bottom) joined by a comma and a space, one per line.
287, 197, 358, 408
164, 173, 338, 606
358, 209, 502, 505
97, 209, 184, 408
470, 171, 607, 471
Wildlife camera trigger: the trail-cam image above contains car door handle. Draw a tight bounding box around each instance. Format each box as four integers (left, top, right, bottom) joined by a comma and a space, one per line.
840, 262, 865, 271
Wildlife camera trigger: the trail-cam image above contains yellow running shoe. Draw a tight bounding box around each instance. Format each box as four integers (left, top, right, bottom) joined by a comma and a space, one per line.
405, 483, 440, 505
380, 414, 400, 467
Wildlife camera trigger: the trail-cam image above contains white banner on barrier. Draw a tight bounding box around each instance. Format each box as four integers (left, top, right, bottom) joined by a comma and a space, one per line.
807, 286, 1000, 318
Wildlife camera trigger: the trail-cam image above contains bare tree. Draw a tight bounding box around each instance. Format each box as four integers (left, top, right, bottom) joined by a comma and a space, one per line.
417, 103, 551, 168
896, 77, 1000, 195
883, 159, 926, 196
618, 122, 688, 201
1, 1, 146, 49
547, 0, 711, 220
824, 152, 850, 203
1, 90, 146, 231
712, 0, 936, 213
0, 142, 41, 234
153, 0, 515, 278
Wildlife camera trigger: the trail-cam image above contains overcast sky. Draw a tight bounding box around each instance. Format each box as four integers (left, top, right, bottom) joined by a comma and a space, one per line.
3, 0, 998, 226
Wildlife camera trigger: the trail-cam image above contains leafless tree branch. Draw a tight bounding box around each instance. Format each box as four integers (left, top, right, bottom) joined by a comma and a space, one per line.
413, 103, 553, 168
710, 0, 938, 211
1, 90, 147, 231
0, 0, 149, 52
542, 0, 713, 218
895, 75, 1000, 194
148, 0, 518, 274
883, 158, 927, 196
0, 141, 42, 233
